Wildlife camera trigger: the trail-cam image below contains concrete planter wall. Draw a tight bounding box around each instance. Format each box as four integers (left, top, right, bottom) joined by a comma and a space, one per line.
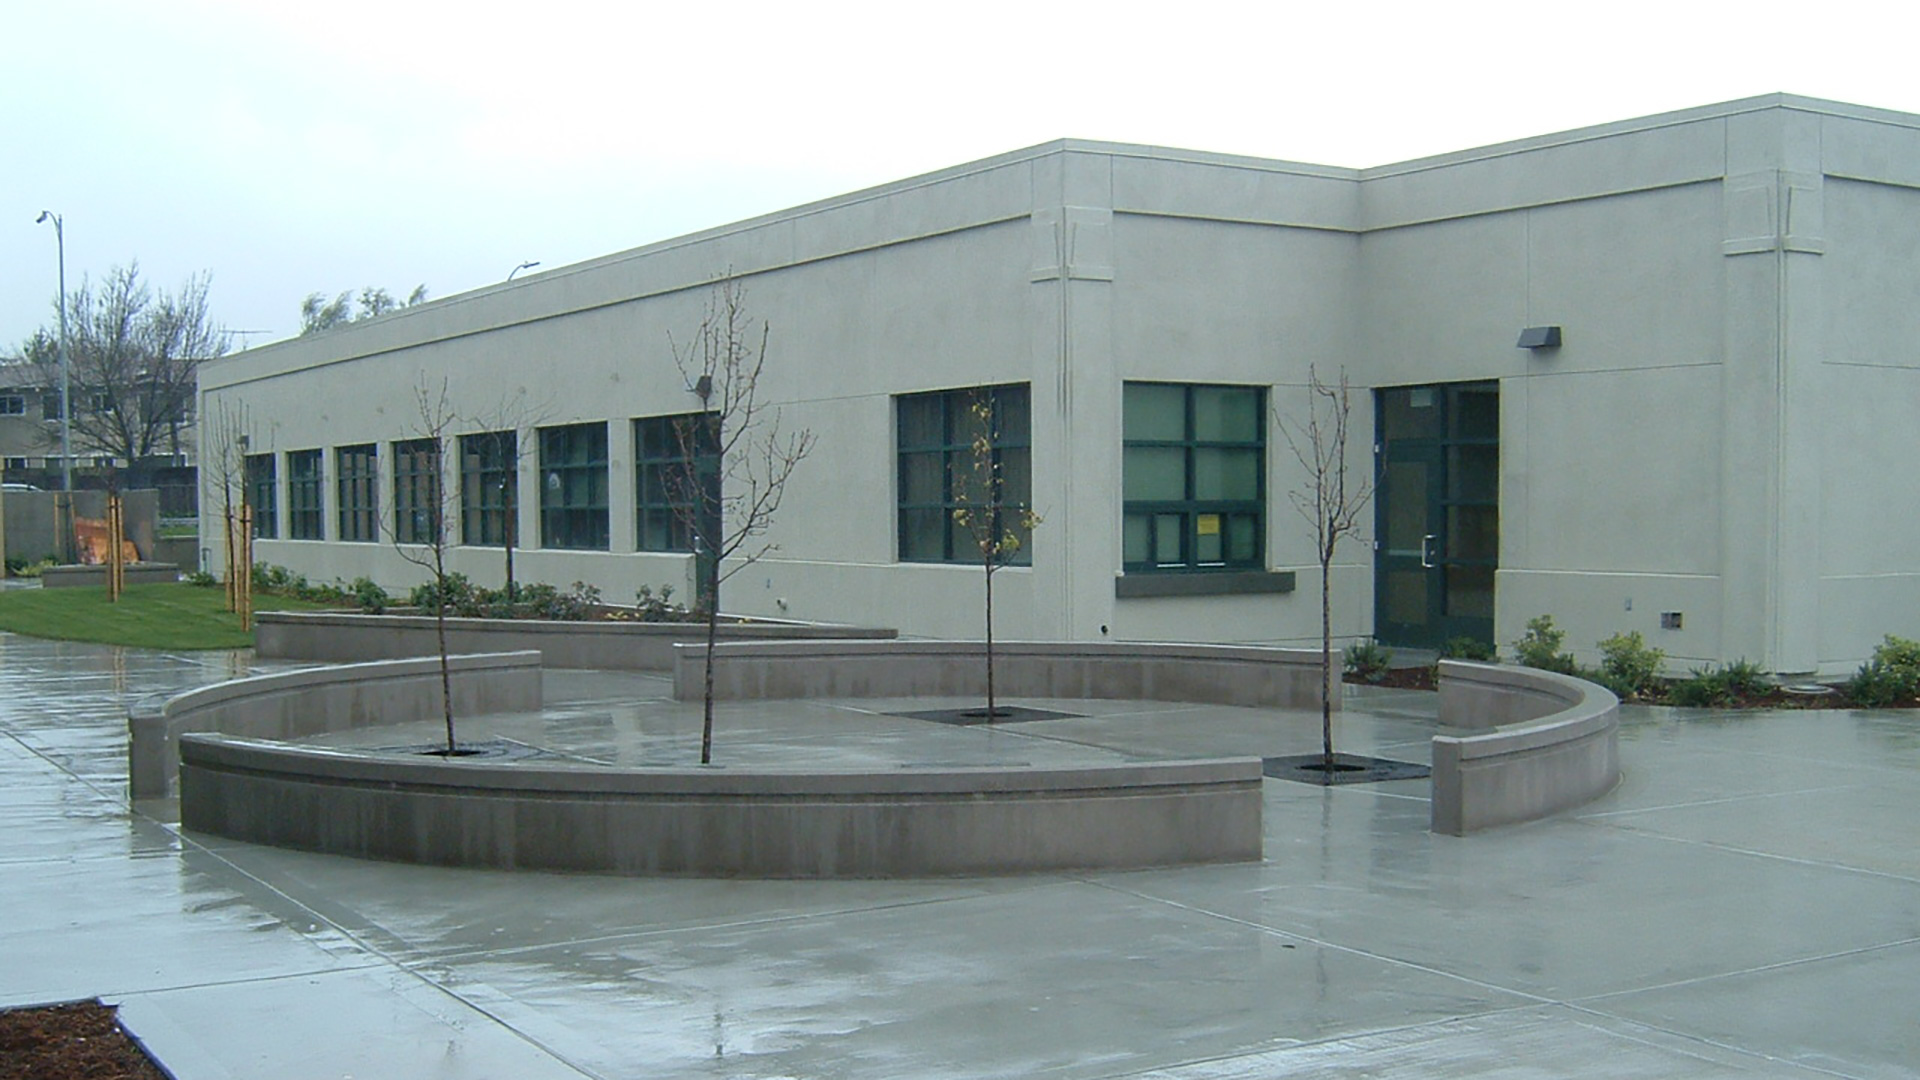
177, 744, 1264, 877
41, 562, 180, 588
254, 611, 897, 671
128, 651, 543, 799
675, 640, 1339, 710
1430, 660, 1621, 835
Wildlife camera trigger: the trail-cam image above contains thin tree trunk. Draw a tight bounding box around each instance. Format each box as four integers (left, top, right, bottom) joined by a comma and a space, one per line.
1321, 545, 1334, 770
437, 546, 454, 754
984, 563, 996, 722
700, 560, 719, 764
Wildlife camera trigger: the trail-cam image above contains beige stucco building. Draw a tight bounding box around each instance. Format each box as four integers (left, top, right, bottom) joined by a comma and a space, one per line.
201, 94, 1920, 676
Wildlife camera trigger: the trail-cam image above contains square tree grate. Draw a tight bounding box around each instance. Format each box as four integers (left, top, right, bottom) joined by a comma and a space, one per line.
1263, 753, 1431, 786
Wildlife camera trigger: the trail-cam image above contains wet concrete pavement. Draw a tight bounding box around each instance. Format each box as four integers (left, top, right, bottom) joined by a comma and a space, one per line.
2, 633, 1917, 1077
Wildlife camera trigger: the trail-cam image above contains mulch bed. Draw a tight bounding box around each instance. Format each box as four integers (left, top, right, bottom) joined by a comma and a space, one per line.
0, 1000, 169, 1080
1344, 669, 1891, 709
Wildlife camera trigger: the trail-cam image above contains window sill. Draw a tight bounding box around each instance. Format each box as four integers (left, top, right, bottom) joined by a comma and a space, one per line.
1115, 570, 1296, 599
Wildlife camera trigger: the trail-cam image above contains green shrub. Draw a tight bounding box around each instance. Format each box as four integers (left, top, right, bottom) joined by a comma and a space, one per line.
1343, 639, 1393, 683
1667, 667, 1734, 708
1716, 658, 1771, 698
1513, 615, 1577, 674
184, 570, 219, 588
1845, 659, 1914, 708
1441, 636, 1498, 662
634, 584, 689, 623
1597, 631, 1666, 699
351, 576, 390, 614
410, 571, 477, 616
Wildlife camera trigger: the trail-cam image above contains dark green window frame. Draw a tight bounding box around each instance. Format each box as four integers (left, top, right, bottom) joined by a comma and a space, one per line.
391, 437, 442, 545
459, 431, 517, 547
286, 449, 323, 540
244, 453, 277, 539
335, 443, 379, 543
634, 413, 718, 553
896, 383, 1032, 565
539, 422, 609, 551
1122, 382, 1265, 573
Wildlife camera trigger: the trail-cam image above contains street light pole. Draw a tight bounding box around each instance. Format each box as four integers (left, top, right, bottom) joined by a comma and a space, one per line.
34, 211, 72, 494
507, 261, 539, 281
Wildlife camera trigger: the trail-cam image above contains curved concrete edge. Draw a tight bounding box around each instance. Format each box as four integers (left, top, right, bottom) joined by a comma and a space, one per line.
129, 651, 543, 800
673, 639, 1339, 711
1430, 660, 1621, 836
253, 611, 897, 671
177, 739, 1265, 877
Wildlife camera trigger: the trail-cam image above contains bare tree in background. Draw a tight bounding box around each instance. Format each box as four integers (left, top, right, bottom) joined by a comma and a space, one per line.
201, 400, 254, 623
299, 285, 428, 335
668, 277, 816, 765
21, 262, 228, 483
1280, 366, 1375, 772
950, 390, 1040, 723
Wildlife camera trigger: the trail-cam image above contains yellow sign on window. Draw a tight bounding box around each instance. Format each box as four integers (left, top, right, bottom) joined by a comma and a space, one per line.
1197, 513, 1221, 536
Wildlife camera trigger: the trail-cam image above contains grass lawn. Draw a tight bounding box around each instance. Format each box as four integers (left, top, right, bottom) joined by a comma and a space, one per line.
0, 581, 340, 649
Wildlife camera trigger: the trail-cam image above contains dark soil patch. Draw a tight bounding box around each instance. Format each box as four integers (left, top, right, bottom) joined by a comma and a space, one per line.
1263, 753, 1431, 786
893, 706, 1083, 726
0, 1000, 169, 1080
1346, 667, 1436, 692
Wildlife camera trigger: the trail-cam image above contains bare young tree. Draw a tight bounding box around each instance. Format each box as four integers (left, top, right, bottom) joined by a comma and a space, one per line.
462, 390, 552, 601
668, 277, 816, 765
201, 400, 254, 622
387, 380, 463, 755
949, 390, 1040, 722
1280, 366, 1375, 772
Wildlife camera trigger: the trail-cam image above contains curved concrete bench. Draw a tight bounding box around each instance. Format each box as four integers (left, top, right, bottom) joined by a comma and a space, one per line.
674, 640, 1337, 711
1430, 660, 1621, 835
175, 744, 1263, 877
254, 611, 896, 671
128, 652, 543, 799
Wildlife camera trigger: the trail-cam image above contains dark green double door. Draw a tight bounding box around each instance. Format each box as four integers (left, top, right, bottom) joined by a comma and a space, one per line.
1374, 382, 1499, 650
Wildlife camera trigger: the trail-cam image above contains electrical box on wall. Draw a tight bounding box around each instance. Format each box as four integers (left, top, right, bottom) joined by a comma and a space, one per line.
1660, 612, 1684, 630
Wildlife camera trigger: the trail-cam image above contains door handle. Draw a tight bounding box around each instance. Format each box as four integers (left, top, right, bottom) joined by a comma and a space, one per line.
1420, 534, 1437, 569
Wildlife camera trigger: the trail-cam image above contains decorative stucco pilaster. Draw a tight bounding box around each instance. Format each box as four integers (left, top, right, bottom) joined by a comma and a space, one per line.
1720, 109, 1826, 673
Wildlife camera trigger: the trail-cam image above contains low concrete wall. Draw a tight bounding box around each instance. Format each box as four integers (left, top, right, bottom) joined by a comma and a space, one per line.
675, 640, 1338, 710
129, 651, 543, 799
42, 562, 180, 588
1430, 660, 1621, 835
177, 743, 1263, 877
254, 611, 897, 671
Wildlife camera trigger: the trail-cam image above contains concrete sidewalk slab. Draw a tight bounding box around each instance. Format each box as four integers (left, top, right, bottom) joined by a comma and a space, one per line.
1, 635, 1917, 1077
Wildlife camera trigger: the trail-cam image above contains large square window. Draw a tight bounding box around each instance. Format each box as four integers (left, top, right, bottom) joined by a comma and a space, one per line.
336, 444, 378, 543
244, 453, 277, 539
286, 450, 323, 539
897, 384, 1032, 565
460, 431, 517, 547
1122, 382, 1264, 573
634, 413, 718, 553
392, 437, 442, 545
539, 422, 609, 550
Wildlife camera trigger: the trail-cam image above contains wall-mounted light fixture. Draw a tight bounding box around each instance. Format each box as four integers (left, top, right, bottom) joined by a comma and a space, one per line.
1517, 326, 1562, 350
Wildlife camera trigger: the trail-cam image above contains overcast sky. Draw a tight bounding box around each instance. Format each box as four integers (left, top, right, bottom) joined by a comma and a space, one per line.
6, 0, 1918, 351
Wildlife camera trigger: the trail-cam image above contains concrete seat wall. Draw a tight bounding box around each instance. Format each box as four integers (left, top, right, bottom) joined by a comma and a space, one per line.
254, 611, 896, 670
176, 743, 1264, 877
675, 640, 1338, 711
1430, 660, 1621, 835
128, 651, 543, 799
